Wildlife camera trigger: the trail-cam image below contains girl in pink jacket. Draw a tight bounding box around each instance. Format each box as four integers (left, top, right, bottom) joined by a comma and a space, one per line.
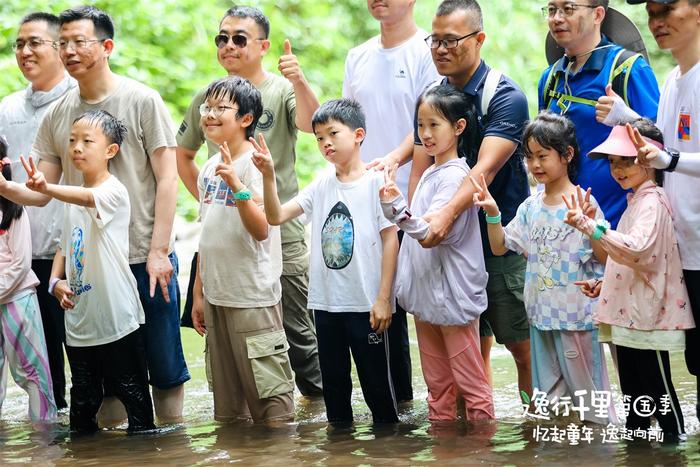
0, 136, 56, 424
565, 119, 694, 441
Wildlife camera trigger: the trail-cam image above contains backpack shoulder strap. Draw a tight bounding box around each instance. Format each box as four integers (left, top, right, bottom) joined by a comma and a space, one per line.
481, 68, 502, 117
609, 49, 642, 106
542, 59, 562, 110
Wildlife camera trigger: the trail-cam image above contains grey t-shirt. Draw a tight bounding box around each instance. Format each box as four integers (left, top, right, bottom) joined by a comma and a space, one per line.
33, 75, 176, 264
0, 76, 76, 259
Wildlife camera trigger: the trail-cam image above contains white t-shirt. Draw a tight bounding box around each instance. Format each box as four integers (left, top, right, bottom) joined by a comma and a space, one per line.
657, 62, 700, 270
293, 169, 394, 313
62, 175, 144, 347
198, 150, 282, 308
343, 29, 440, 197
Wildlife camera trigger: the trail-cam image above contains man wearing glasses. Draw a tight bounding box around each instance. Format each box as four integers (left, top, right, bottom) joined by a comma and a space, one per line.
538, 0, 659, 227
0, 12, 76, 413
0, 5, 189, 424
341, 0, 440, 404
379, 0, 533, 405
176, 6, 323, 397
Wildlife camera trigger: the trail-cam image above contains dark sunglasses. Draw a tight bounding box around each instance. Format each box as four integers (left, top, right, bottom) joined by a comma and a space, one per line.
214, 33, 264, 49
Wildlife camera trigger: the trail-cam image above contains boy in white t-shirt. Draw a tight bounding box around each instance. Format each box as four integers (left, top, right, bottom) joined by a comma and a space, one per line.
190, 76, 294, 424
22, 110, 154, 433
252, 99, 400, 424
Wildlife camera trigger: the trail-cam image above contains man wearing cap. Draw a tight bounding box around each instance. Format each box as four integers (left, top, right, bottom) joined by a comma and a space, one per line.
342, 0, 441, 403
539, 0, 659, 227
613, 0, 700, 422
0, 11, 76, 412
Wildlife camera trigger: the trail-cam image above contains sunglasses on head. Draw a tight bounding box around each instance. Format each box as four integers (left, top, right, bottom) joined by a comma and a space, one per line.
214, 33, 264, 49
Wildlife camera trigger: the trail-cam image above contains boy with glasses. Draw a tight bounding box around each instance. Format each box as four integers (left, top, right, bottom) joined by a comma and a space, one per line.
177, 6, 323, 397
190, 76, 294, 424
0, 12, 76, 411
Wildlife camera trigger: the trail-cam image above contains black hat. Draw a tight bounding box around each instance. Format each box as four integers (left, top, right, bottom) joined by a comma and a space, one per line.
627, 0, 678, 4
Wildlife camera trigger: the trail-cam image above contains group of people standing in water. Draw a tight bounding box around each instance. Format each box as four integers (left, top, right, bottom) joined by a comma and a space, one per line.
0, 0, 699, 443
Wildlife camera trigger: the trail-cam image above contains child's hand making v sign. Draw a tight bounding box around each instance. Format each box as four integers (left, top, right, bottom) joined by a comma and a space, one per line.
215, 142, 245, 192
378, 163, 402, 204
250, 134, 274, 178
20, 156, 47, 193
563, 186, 606, 297
471, 173, 499, 217
562, 186, 597, 228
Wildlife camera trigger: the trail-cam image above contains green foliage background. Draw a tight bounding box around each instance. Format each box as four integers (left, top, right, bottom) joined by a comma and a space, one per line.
0, 1, 676, 220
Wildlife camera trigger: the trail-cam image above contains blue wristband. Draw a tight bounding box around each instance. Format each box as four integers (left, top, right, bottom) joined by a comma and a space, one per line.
485, 212, 502, 224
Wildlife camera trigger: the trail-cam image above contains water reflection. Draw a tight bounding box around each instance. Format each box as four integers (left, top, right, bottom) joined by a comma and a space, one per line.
1, 328, 698, 465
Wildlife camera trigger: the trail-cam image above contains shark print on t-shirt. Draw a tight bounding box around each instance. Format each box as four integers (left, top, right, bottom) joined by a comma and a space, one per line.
322, 201, 354, 270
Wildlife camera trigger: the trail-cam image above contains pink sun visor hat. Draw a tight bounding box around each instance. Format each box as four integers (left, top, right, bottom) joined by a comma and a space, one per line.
588, 125, 663, 160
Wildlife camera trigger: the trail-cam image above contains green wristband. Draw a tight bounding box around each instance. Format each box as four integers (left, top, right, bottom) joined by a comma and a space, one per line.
233, 189, 252, 201
590, 219, 610, 241
485, 212, 502, 224
591, 226, 604, 241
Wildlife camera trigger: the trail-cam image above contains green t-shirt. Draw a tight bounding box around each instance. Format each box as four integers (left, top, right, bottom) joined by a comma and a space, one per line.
177, 73, 305, 248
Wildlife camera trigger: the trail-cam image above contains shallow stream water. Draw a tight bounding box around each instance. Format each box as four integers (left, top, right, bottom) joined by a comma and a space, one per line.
1, 325, 698, 465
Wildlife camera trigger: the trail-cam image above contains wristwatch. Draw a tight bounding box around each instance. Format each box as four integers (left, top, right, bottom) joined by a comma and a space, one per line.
664, 148, 680, 172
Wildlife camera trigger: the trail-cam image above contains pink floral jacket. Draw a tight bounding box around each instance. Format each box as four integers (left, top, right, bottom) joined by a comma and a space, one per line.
574, 181, 695, 331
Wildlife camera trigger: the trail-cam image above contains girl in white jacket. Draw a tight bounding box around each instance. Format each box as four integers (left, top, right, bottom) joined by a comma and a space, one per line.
380, 85, 493, 421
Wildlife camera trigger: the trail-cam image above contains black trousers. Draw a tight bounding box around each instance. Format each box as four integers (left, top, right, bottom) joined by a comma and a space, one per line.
616, 345, 685, 436
314, 310, 398, 424
180, 252, 197, 328
66, 329, 155, 433
32, 259, 67, 410
389, 230, 413, 401
683, 269, 700, 378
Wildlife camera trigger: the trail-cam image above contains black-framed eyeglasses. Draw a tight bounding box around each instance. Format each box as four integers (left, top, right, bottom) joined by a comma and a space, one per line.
199, 103, 238, 118
541, 3, 598, 19
12, 38, 57, 52
214, 33, 265, 49
424, 31, 480, 50
57, 38, 105, 51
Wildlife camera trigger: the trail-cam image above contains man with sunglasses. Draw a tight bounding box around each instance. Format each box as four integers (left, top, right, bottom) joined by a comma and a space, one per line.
0, 5, 189, 425
0, 12, 75, 413
176, 6, 323, 397
538, 0, 659, 227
